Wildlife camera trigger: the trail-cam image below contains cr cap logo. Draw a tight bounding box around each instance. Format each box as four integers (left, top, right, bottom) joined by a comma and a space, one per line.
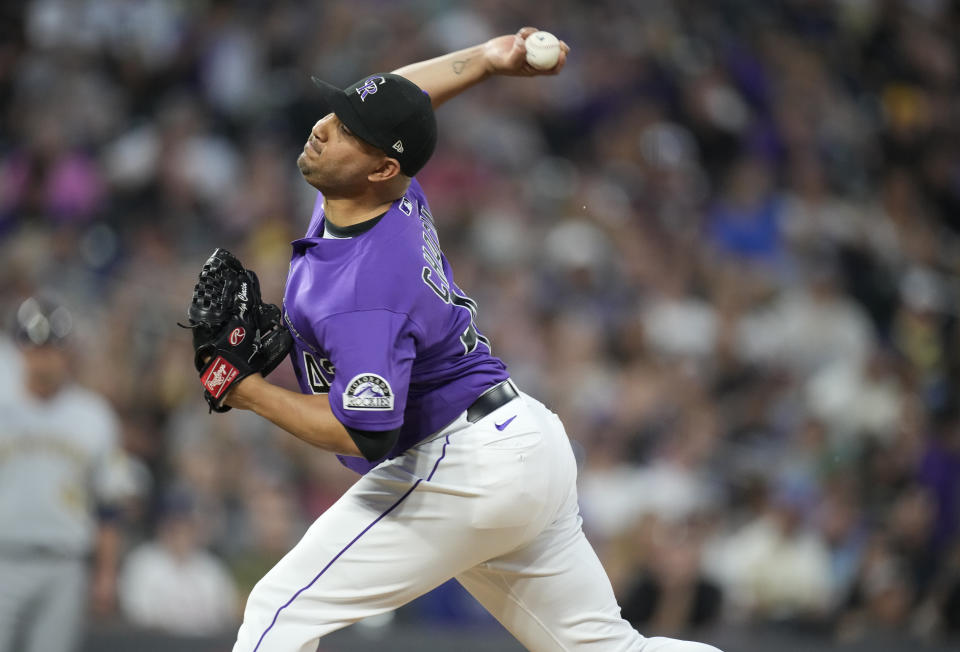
343, 373, 394, 411
229, 327, 245, 346
357, 76, 386, 102
392, 140, 404, 153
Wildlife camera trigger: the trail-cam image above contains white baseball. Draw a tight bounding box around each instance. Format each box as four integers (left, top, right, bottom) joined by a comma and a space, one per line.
525, 31, 561, 70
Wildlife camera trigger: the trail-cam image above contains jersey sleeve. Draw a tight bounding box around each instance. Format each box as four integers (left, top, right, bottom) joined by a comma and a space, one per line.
319, 309, 416, 431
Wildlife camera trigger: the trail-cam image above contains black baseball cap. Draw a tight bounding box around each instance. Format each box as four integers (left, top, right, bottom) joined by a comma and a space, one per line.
311, 72, 437, 177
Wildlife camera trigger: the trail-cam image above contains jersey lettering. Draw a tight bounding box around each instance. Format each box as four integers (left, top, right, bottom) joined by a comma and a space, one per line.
419, 206, 449, 301
421, 267, 450, 302
421, 228, 444, 271
417, 205, 489, 355
303, 351, 335, 394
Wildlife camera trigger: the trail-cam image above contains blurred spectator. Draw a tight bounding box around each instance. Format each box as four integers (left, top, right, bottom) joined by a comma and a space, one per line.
780, 153, 865, 252
891, 266, 954, 412
118, 490, 238, 636
736, 251, 874, 377
815, 480, 867, 609
928, 540, 960, 636
704, 485, 832, 623
805, 347, 906, 449
887, 485, 939, 598
918, 411, 960, 553
838, 536, 917, 641
620, 519, 723, 635
706, 156, 783, 265
0, 110, 106, 226
227, 472, 305, 601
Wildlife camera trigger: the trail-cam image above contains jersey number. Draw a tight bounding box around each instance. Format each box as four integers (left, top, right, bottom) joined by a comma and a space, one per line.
451, 291, 490, 355
303, 352, 334, 394
419, 205, 490, 356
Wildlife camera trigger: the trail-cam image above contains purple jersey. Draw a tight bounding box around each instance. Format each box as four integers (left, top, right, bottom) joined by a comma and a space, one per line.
283, 179, 509, 474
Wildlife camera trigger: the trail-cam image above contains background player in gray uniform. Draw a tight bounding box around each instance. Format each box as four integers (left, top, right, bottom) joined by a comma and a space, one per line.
219, 28, 723, 651
0, 297, 134, 652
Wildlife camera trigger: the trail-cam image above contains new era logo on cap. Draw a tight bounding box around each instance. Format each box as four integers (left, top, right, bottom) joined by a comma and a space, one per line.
310, 72, 437, 177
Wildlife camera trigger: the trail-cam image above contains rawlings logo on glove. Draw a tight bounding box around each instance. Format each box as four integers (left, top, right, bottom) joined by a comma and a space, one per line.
201, 357, 239, 398
181, 248, 293, 413
228, 328, 245, 346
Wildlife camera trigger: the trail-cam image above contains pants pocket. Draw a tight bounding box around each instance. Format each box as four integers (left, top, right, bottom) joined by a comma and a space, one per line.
469, 431, 546, 530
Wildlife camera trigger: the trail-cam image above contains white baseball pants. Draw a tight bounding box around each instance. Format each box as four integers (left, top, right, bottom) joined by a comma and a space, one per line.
233, 391, 721, 652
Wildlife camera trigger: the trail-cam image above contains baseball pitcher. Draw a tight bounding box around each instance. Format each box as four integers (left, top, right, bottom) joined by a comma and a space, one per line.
183, 27, 723, 652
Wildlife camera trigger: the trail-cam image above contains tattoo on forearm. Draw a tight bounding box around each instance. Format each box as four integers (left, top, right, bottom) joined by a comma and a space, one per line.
452, 58, 471, 74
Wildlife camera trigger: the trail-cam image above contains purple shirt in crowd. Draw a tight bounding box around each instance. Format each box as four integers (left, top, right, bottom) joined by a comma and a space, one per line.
283, 179, 509, 474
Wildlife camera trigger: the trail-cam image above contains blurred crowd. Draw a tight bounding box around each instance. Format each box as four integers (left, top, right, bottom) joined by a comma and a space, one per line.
1, 0, 959, 645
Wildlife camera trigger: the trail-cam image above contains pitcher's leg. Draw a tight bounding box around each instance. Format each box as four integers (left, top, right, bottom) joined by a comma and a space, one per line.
458, 524, 722, 651
458, 498, 722, 652
233, 470, 459, 652
457, 510, 642, 652
232, 421, 545, 652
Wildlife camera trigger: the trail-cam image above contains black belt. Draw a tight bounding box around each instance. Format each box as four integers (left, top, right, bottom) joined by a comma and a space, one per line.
466, 379, 519, 423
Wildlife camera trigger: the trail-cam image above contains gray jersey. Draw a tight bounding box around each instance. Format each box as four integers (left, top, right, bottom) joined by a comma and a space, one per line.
0, 346, 133, 556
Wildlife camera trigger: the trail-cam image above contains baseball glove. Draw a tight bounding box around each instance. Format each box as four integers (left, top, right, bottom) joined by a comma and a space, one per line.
181, 248, 292, 413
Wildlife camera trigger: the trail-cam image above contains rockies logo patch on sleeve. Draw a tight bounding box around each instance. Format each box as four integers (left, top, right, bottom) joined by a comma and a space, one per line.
343, 373, 394, 410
